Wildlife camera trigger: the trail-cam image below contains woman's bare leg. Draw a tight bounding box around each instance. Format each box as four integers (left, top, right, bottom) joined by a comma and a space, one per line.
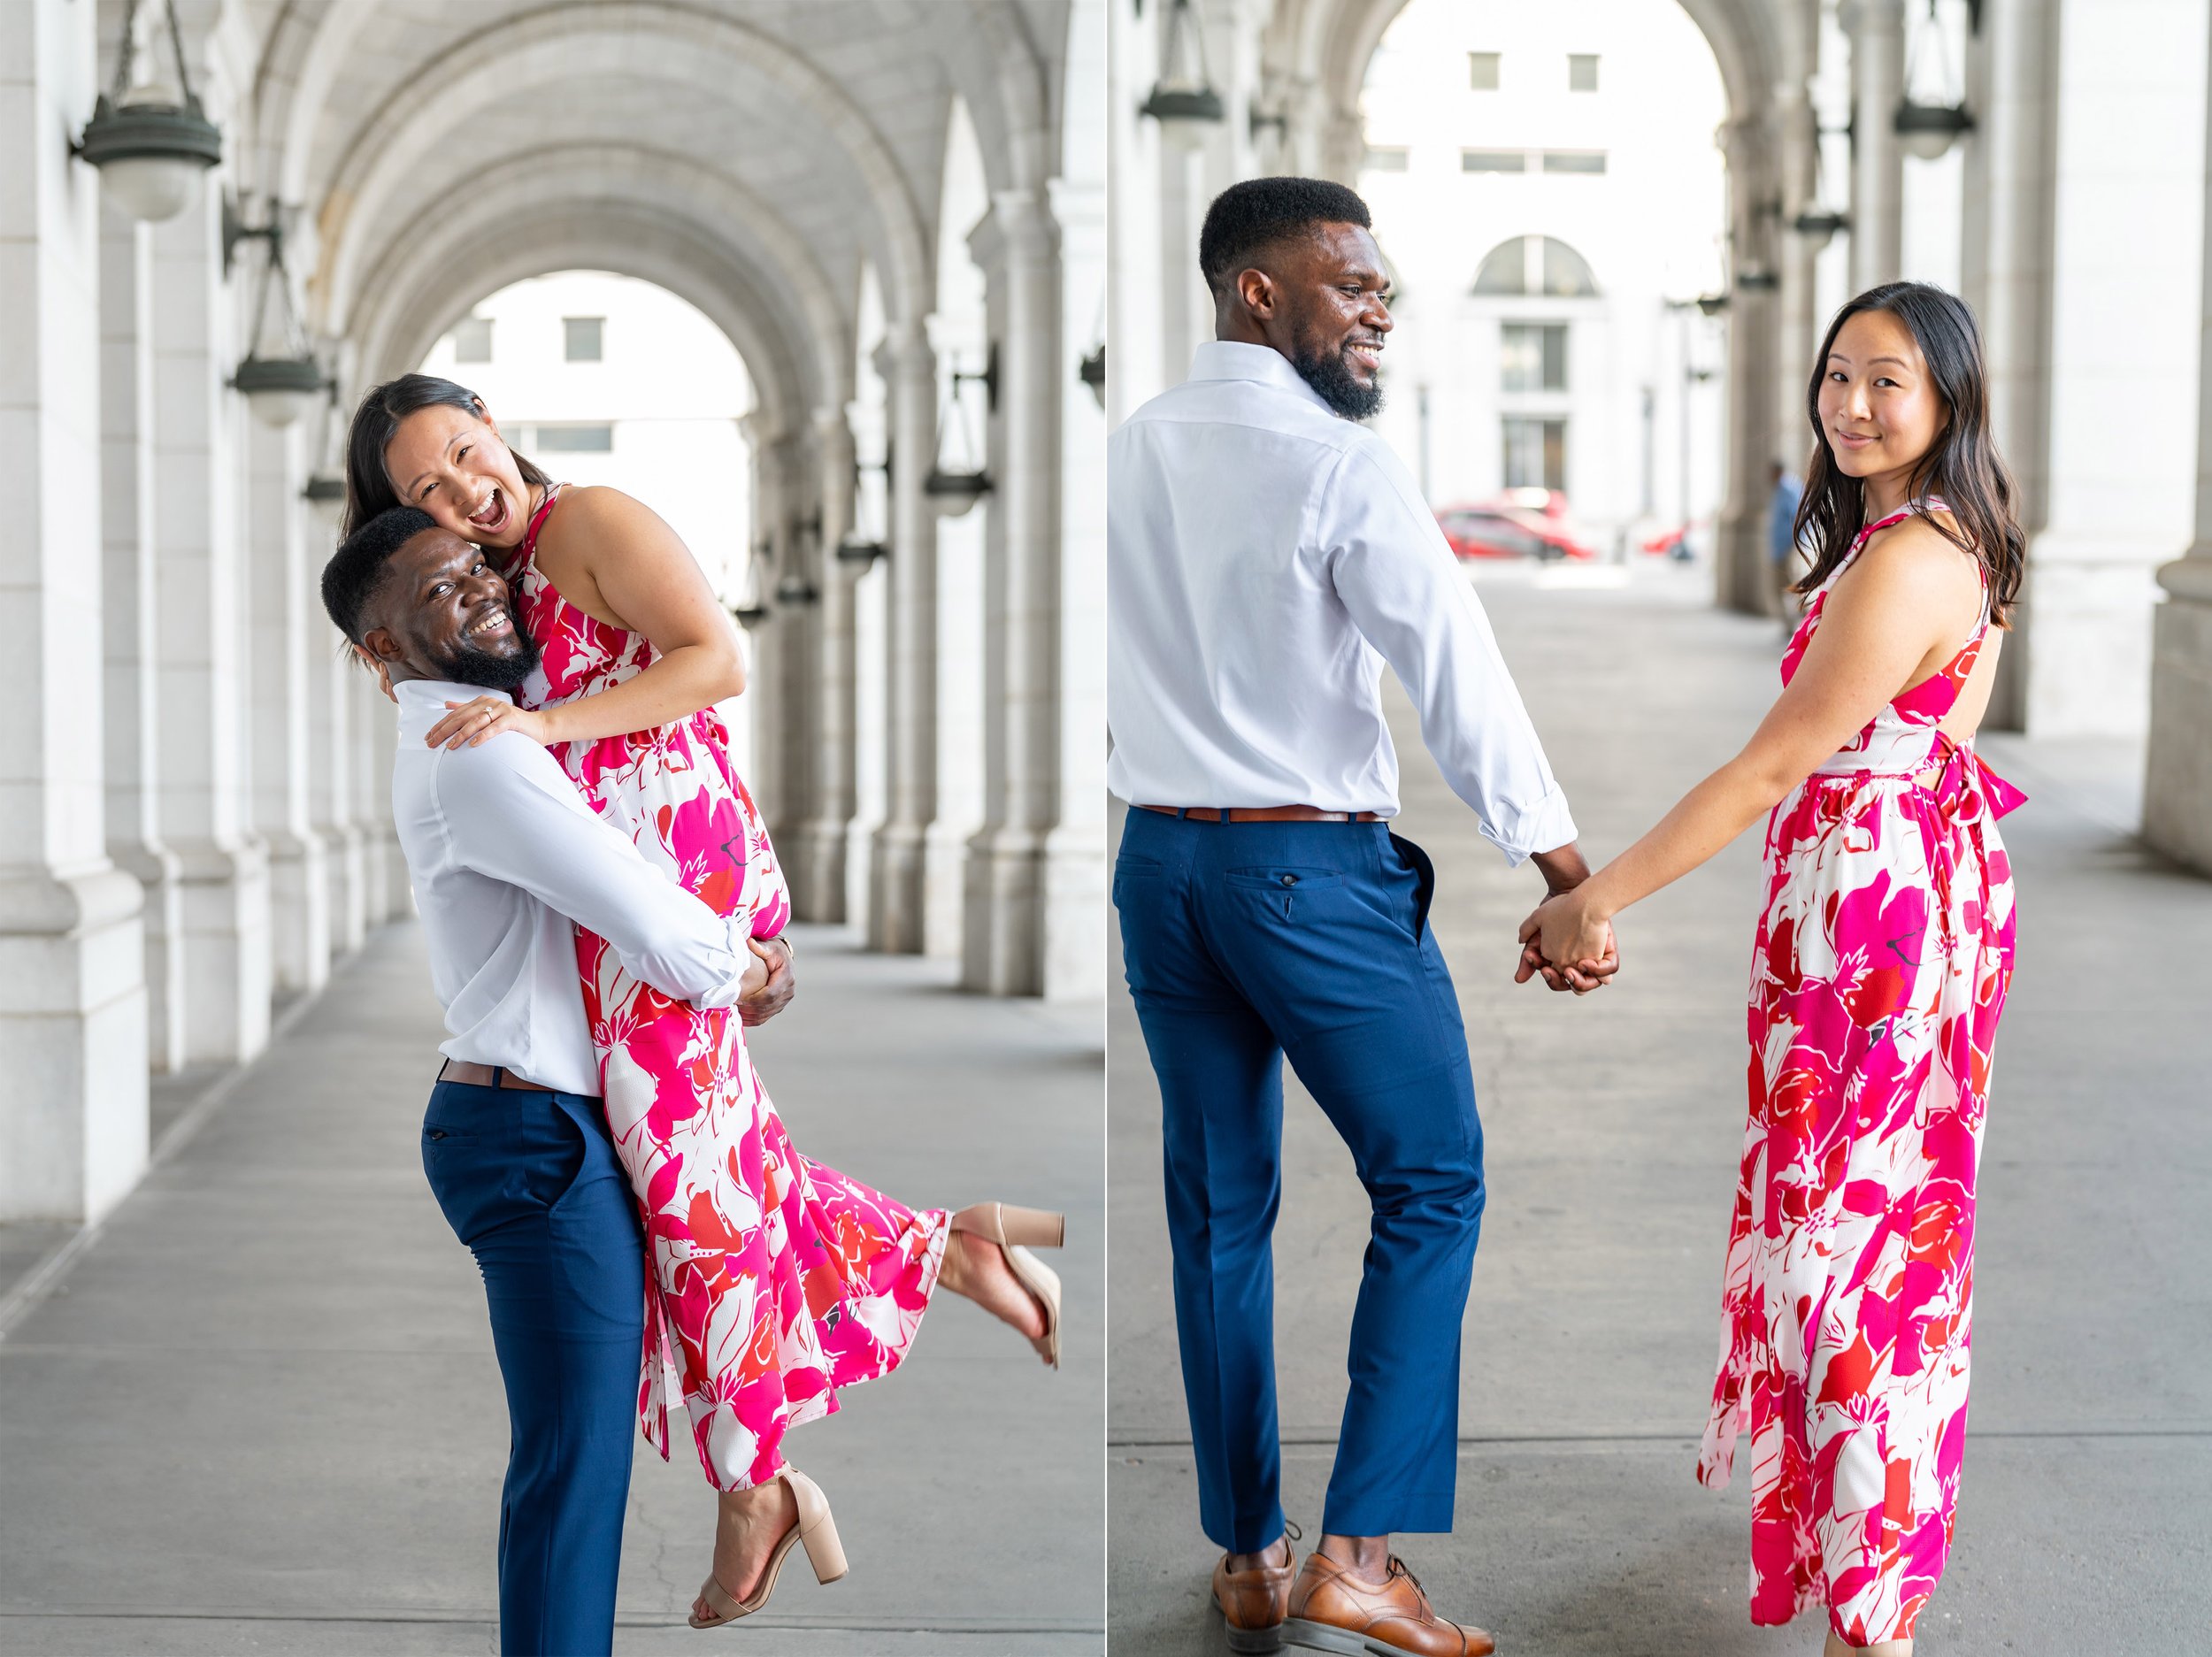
1824, 1630, 1912, 1656
934, 1222, 1048, 1344
690, 1478, 799, 1621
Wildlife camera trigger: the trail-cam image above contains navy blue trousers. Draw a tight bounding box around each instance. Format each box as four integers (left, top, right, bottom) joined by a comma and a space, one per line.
420, 1078, 644, 1657
1113, 811, 1484, 1550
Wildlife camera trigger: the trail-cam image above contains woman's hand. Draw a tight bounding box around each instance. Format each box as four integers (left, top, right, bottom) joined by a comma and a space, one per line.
1517, 888, 1617, 993
425, 696, 552, 750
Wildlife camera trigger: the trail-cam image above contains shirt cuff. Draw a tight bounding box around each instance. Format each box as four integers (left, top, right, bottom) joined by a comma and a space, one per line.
1476, 786, 1578, 868
688, 916, 757, 1009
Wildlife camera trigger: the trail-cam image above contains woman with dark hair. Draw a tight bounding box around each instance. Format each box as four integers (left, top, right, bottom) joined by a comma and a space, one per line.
342, 374, 1065, 1631
1518, 283, 2025, 1654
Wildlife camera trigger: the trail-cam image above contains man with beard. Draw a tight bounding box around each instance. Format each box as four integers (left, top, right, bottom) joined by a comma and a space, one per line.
1108, 177, 1617, 1656
319, 506, 787, 1653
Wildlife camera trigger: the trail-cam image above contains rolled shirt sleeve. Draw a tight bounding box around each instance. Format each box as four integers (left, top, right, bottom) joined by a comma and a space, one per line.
433, 735, 756, 1007
1320, 438, 1578, 864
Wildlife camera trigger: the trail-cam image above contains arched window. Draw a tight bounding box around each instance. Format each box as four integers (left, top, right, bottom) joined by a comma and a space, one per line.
1471, 235, 1601, 297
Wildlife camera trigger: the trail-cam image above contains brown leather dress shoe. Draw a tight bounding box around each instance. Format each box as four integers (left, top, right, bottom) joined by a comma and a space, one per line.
1279, 1552, 1494, 1656
1212, 1531, 1299, 1653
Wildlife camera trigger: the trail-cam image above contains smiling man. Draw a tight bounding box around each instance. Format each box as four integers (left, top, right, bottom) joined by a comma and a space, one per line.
319, 506, 787, 1655
1109, 177, 1613, 1657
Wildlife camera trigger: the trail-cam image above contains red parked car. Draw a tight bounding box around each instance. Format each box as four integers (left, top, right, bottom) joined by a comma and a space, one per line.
1436, 499, 1597, 563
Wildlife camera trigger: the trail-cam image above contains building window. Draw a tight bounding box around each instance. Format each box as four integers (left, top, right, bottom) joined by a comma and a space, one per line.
564, 317, 604, 362
1472, 235, 1601, 298
1569, 53, 1600, 92
532, 424, 614, 453
1502, 417, 1567, 491
1469, 51, 1501, 89
451, 316, 492, 364
1541, 150, 1607, 175
1501, 323, 1568, 392
1462, 150, 1525, 174
1364, 146, 1409, 172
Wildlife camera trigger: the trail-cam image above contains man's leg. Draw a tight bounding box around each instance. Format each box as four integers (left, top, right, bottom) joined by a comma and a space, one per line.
421, 1084, 645, 1657
1202, 828, 1484, 1543
1117, 816, 1289, 1555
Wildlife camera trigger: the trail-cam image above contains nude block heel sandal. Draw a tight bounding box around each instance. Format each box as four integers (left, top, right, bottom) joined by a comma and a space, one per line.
687, 1469, 847, 1630
951, 1202, 1066, 1369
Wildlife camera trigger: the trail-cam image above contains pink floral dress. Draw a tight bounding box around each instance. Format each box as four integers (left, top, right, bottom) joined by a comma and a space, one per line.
1696, 500, 2024, 1644
507, 485, 948, 1492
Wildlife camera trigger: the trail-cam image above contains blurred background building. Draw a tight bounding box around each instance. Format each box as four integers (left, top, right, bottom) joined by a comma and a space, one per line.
1108, 0, 2212, 866
2, 0, 1105, 1231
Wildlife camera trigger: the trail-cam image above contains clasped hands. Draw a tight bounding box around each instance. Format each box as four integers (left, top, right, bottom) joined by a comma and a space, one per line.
1513, 881, 1620, 996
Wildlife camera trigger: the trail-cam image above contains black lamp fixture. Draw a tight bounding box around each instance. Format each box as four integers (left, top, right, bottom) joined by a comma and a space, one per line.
1791, 206, 1851, 244
227, 196, 327, 428
835, 533, 887, 569
732, 541, 774, 626
925, 344, 995, 504
73, 0, 222, 224
300, 380, 348, 533
1079, 344, 1106, 408
1895, 0, 1975, 161
1140, 0, 1225, 131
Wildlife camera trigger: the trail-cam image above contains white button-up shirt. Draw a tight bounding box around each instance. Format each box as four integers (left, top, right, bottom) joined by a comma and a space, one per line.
389, 678, 755, 1094
1107, 341, 1577, 864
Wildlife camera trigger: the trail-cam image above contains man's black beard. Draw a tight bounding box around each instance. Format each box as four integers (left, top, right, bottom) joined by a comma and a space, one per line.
427, 626, 541, 692
1290, 340, 1384, 420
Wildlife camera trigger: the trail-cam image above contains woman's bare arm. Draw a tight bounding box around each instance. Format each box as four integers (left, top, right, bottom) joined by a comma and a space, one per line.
1523, 520, 1982, 968
426, 487, 748, 750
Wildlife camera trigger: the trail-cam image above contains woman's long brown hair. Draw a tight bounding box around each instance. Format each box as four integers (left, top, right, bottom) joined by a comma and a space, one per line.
341, 372, 554, 555
1792, 281, 2024, 624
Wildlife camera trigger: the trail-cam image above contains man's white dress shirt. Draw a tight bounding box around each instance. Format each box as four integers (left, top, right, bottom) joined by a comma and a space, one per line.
1108, 340, 1576, 864
390, 679, 755, 1095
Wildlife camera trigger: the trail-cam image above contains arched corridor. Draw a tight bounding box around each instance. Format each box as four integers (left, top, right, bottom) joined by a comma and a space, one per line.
1110, 0, 2212, 857
3, 0, 1106, 1229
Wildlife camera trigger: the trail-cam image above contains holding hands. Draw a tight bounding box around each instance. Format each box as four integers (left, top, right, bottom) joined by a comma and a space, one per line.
1515, 844, 1621, 996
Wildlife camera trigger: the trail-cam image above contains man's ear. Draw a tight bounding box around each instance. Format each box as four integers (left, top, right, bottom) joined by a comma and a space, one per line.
356, 631, 401, 703
1234, 266, 1278, 322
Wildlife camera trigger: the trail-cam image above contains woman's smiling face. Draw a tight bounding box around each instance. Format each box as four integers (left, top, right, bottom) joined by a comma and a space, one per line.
382, 401, 532, 549
1816, 307, 1948, 487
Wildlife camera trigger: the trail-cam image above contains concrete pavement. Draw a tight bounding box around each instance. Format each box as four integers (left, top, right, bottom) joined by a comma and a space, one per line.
0, 922, 1104, 1655
1107, 561, 2212, 1655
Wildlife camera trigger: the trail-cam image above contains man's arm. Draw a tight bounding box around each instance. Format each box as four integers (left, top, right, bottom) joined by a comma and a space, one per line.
432, 735, 757, 1008
1321, 441, 1579, 865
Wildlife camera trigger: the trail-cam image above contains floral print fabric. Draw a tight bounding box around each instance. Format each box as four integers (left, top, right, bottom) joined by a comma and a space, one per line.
509, 487, 947, 1492
1696, 502, 2023, 1644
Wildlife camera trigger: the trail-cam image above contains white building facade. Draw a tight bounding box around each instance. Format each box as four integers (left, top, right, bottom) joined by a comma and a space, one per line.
2, 0, 1106, 1231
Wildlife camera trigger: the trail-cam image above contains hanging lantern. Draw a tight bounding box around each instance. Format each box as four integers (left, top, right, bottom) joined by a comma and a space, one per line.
73, 0, 222, 223
227, 196, 327, 428
1790, 207, 1851, 249
835, 533, 887, 568
1140, 0, 1225, 139
302, 472, 346, 530
925, 345, 995, 508
1895, 0, 1974, 162
1079, 344, 1106, 409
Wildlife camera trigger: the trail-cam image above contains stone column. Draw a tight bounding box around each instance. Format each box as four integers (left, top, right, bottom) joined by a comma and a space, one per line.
1961, 0, 2060, 731
309, 616, 367, 957
2016, 0, 2208, 738
148, 180, 270, 1062
739, 411, 787, 857
247, 418, 328, 997
1847, 0, 1907, 289
868, 322, 939, 954
1042, 173, 1109, 1002
793, 406, 857, 922
1716, 111, 1782, 617
1776, 62, 1822, 472
101, 202, 185, 1073
961, 190, 1059, 994
0, 0, 149, 1222
355, 678, 394, 925
2144, 19, 2212, 871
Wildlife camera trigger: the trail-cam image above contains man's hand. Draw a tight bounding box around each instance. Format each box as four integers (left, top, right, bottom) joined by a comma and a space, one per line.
1516, 840, 1621, 995
738, 935, 795, 1025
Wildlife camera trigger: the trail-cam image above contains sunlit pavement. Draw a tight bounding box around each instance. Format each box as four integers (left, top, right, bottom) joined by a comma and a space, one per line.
0, 924, 1103, 1655
1108, 559, 2211, 1656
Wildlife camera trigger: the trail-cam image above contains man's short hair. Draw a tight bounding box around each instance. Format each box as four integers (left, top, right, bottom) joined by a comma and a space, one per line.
321, 506, 440, 645
1199, 176, 1373, 296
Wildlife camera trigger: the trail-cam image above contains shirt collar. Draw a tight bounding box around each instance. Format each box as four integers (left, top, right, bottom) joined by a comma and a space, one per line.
1188, 340, 1338, 417
394, 678, 513, 748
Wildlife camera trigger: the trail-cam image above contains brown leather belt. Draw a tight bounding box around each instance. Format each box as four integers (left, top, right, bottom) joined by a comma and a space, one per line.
1138, 804, 1383, 823
437, 1059, 556, 1093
